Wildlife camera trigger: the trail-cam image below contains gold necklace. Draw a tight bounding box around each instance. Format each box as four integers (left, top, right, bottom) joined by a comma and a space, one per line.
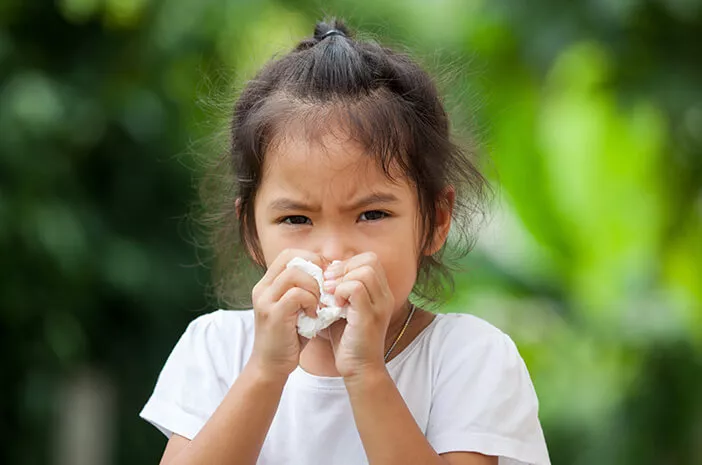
384, 303, 416, 362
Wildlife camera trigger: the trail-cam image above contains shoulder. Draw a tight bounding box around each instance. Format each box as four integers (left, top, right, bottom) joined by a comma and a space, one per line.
424, 313, 549, 464
140, 309, 256, 439
177, 309, 256, 375
190, 308, 255, 336
432, 312, 514, 351
429, 312, 526, 380
184, 308, 255, 341
433, 312, 506, 336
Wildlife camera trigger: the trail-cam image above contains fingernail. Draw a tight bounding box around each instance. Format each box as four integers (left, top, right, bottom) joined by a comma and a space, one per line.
323, 280, 337, 292
324, 263, 342, 278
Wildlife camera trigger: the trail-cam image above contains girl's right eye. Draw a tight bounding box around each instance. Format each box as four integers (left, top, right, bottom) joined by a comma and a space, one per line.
280, 215, 312, 225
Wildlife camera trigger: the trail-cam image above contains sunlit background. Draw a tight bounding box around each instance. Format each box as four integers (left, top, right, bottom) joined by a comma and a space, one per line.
1, 0, 701, 464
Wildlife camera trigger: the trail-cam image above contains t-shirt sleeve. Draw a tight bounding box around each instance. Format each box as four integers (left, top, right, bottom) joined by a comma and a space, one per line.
139, 312, 234, 440
426, 326, 551, 465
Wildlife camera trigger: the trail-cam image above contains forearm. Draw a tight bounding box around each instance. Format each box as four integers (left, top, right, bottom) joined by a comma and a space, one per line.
171, 362, 286, 465
345, 370, 445, 465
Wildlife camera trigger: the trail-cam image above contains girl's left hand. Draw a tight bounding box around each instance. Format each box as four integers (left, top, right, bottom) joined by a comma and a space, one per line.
323, 252, 396, 379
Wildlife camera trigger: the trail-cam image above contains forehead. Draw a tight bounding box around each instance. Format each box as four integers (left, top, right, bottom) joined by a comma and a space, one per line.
259, 130, 412, 203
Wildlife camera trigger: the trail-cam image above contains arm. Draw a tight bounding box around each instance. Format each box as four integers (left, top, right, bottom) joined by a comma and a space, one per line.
345, 369, 498, 465
147, 250, 325, 465
325, 253, 499, 465
159, 363, 287, 465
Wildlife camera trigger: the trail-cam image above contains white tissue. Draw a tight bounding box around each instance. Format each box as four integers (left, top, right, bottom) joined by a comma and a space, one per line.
286, 257, 348, 338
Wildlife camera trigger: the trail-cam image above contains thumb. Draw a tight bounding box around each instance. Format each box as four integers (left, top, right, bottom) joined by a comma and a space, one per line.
326, 319, 347, 355
298, 333, 311, 351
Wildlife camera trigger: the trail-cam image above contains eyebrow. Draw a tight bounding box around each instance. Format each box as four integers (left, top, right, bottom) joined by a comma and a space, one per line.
269, 193, 400, 213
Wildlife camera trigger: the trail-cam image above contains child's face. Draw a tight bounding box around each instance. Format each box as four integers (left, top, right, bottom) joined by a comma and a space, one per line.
253, 130, 423, 314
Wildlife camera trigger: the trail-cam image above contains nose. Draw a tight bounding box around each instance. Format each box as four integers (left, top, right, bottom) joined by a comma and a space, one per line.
316, 228, 355, 266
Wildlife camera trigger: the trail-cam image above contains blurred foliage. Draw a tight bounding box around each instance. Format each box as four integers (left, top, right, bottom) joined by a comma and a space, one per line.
1, 0, 701, 464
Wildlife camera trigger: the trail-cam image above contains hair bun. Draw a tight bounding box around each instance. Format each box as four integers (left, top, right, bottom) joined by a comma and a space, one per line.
313, 19, 351, 41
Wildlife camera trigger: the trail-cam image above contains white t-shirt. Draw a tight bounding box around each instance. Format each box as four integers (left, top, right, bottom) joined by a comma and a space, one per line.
140, 310, 550, 465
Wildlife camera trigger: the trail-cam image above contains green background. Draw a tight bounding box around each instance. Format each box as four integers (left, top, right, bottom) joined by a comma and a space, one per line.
1, 0, 701, 464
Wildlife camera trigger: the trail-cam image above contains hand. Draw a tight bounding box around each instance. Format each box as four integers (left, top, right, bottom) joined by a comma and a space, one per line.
323, 252, 396, 379
248, 249, 322, 381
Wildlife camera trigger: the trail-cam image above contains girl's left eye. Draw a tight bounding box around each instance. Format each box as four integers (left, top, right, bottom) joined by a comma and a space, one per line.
359, 210, 389, 221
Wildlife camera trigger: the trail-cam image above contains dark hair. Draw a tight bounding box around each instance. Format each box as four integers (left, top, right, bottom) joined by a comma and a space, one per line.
199, 19, 490, 309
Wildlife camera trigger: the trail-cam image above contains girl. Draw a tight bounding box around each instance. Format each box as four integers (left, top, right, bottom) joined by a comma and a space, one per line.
140, 19, 550, 465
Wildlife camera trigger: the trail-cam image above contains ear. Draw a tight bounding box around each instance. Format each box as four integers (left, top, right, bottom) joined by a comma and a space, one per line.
425, 186, 455, 256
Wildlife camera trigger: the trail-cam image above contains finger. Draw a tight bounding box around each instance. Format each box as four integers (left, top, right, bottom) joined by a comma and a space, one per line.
334, 279, 373, 314
323, 258, 347, 279
339, 265, 386, 305
325, 319, 346, 355
276, 286, 320, 319
336, 252, 389, 290
298, 333, 311, 349
260, 249, 323, 287
267, 266, 321, 303
322, 259, 347, 292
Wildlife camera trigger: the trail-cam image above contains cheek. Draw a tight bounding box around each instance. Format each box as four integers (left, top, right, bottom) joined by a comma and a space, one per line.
254, 221, 295, 266
377, 241, 419, 304
255, 228, 277, 263
385, 258, 418, 301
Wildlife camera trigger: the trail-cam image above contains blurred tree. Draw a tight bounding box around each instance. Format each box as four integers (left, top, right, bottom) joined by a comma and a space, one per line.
1, 1, 700, 464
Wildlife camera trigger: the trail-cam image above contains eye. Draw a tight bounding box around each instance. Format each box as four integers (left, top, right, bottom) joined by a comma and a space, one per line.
359, 210, 389, 222
281, 215, 312, 225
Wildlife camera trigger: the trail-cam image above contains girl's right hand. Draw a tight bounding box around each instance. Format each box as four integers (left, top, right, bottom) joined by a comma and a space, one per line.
248, 249, 322, 381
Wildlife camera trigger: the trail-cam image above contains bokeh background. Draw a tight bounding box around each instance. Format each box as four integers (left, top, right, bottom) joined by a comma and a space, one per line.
2, 0, 701, 464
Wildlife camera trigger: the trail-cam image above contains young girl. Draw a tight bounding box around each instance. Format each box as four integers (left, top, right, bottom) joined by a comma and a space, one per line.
140, 19, 550, 465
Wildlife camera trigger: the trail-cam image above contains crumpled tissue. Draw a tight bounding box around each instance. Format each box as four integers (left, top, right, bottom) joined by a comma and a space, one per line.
286, 257, 348, 338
